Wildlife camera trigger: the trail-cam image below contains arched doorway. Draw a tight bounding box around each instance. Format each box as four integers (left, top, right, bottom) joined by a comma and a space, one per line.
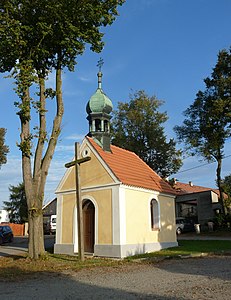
83, 200, 95, 253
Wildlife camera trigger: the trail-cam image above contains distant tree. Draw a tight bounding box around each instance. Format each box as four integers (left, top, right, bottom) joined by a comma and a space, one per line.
0, 0, 124, 259
222, 174, 231, 212
0, 128, 9, 168
3, 183, 28, 223
111, 90, 182, 178
174, 48, 231, 214
223, 174, 231, 196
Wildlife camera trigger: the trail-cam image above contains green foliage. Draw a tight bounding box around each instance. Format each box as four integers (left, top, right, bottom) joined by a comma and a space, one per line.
16, 134, 33, 157
174, 48, 231, 213
111, 90, 182, 177
223, 174, 231, 197
0, 0, 125, 73
0, 0, 125, 258
0, 128, 9, 168
14, 99, 31, 123
44, 88, 56, 100
0, 0, 125, 127
3, 183, 28, 223
212, 213, 231, 229
222, 174, 231, 211
0, 0, 125, 168
174, 48, 231, 161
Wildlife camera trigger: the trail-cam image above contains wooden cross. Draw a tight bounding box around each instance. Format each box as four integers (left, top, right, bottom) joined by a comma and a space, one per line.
65, 142, 91, 261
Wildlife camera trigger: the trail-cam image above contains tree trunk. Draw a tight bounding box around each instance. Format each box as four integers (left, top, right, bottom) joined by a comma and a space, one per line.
28, 204, 45, 259
19, 83, 45, 259
19, 62, 63, 259
216, 156, 225, 214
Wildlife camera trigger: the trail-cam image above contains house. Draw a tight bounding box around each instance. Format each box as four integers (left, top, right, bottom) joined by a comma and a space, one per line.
0, 209, 9, 223
174, 181, 222, 227
42, 198, 57, 234
54, 65, 177, 258
43, 198, 57, 217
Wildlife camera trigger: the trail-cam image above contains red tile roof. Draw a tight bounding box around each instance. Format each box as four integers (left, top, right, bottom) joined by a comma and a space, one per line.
87, 137, 176, 195
174, 181, 220, 196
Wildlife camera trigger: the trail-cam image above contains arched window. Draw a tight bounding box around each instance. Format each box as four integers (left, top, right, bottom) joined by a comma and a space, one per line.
150, 199, 159, 230
95, 119, 101, 131
104, 120, 109, 132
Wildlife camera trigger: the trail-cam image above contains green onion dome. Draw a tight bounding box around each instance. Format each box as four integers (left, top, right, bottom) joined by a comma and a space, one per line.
86, 71, 113, 115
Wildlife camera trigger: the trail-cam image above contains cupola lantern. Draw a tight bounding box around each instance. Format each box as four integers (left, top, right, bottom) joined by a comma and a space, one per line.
86, 59, 113, 152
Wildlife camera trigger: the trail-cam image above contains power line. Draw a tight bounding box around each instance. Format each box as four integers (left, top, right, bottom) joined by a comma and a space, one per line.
175, 154, 231, 174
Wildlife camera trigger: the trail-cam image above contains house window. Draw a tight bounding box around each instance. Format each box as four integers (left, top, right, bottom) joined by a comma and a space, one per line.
150, 199, 159, 230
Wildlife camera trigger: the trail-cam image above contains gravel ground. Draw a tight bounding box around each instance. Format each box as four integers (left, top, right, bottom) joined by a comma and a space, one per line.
0, 256, 230, 299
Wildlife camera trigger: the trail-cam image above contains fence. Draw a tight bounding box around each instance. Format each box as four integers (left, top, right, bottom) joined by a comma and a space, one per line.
1, 223, 25, 236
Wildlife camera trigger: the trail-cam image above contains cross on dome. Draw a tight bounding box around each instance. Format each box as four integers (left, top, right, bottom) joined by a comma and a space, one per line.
97, 57, 104, 72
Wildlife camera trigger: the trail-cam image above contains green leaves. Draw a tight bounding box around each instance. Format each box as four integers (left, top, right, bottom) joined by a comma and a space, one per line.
174, 47, 231, 162
17, 134, 33, 157
223, 174, 231, 209
0, 0, 125, 74
0, 128, 9, 168
3, 182, 28, 223
111, 90, 182, 177
0, 0, 125, 259
174, 47, 231, 214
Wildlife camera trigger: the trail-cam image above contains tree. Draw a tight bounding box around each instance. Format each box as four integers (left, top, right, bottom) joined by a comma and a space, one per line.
111, 90, 182, 178
223, 174, 231, 197
174, 48, 231, 214
0, 128, 9, 168
0, 0, 124, 259
222, 174, 231, 212
3, 183, 28, 223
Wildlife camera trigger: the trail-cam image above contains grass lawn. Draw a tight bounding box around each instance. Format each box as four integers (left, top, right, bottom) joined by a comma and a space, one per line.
127, 240, 231, 260
0, 240, 230, 280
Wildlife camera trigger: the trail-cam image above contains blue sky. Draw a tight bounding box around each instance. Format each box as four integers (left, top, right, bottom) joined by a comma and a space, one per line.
0, 0, 231, 208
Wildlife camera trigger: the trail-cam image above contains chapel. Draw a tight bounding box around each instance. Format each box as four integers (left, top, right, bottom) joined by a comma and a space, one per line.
54, 62, 177, 258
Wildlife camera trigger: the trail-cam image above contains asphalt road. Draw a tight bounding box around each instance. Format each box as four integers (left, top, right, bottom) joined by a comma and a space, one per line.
0, 235, 55, 257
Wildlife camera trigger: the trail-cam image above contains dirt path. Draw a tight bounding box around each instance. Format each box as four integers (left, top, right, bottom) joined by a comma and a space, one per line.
0, 256, 230, 299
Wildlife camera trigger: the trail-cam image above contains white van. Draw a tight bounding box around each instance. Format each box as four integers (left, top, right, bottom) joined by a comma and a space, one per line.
50, 215, 56, 234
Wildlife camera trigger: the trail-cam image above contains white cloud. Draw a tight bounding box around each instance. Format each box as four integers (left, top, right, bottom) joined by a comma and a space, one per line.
46, 70, 68, 88
44, 152, 73, 203
0, 155, 22, 206
65, 134, 85, 141
63, 90, 84, 97
0, 147, 72, 207
78, 76, 92, 82
46, 72, 56, 89
55, 144, 75, 152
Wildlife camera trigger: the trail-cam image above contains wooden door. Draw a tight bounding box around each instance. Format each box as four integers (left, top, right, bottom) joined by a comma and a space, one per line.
83, 201, 95, 253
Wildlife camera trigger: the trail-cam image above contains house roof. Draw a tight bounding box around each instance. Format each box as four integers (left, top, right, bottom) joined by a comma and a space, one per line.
86, 137, 176, 195
42, 198, 57, 210
174, 181, 220, 196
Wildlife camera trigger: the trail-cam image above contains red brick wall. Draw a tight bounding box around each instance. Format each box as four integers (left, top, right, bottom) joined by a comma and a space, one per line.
1, 223, 25, 236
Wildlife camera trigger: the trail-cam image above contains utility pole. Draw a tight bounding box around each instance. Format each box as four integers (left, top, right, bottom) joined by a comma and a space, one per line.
65, 142, 91, 261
